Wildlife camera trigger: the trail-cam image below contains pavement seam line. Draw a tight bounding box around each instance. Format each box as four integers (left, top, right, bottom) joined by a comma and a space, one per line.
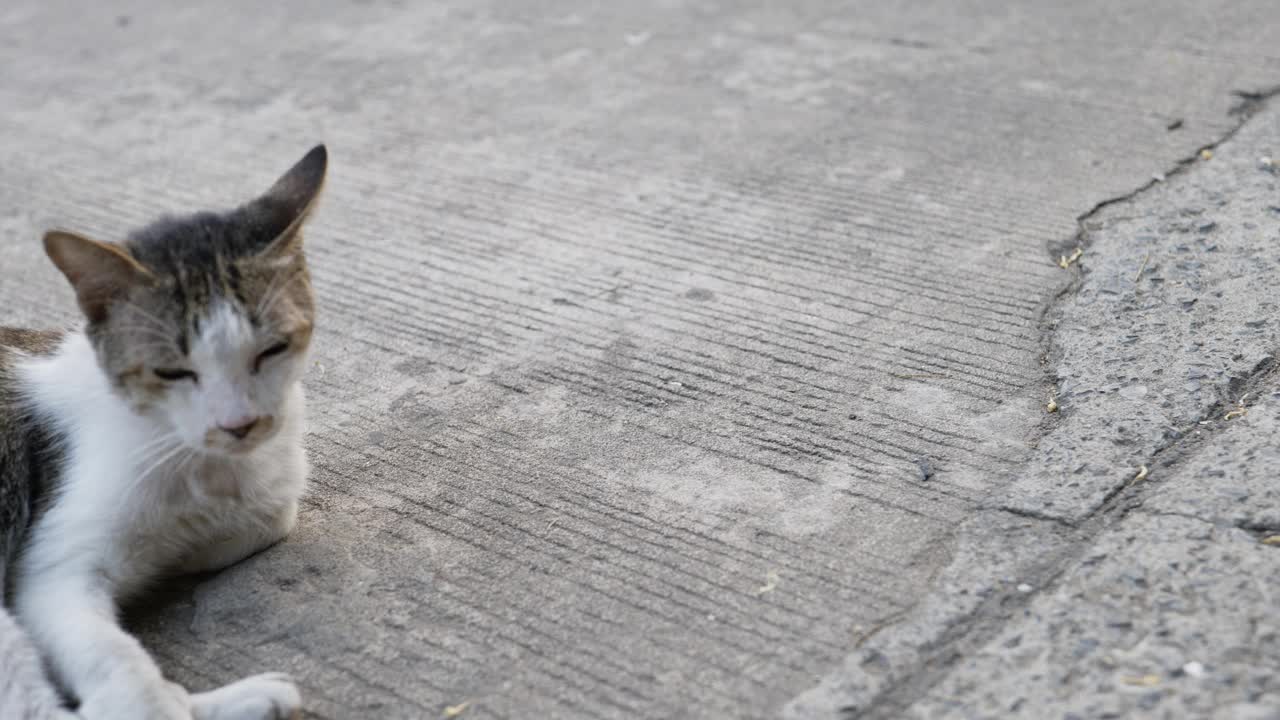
850, 85, 1280, 720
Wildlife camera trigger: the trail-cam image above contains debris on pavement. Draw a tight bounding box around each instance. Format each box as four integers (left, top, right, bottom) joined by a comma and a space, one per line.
755, 570, 781, 596
1057, 247, 1083, 269
1261, 155, 1276, 173
444, 701, 472, 718
1046, 395, 1059, 413
1182, 661, 1206, 678
914, 457, 935, 482
1261, 535, 1280, 546
1133, 465, 1149, 482
1224, 394, 1250, 421
1134, 253, 1151, 283
1120, 674, 1161, 687
1199, 148, 1214, 161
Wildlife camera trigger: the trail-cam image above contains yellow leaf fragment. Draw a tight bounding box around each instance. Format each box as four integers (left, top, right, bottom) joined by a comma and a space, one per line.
1224, 394, 1250, 421
1134, 253, 1151, 283
1057, 247, 1084, 269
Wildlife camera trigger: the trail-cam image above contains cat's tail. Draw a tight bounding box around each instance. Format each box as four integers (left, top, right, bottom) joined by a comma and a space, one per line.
0, 605, 78, 720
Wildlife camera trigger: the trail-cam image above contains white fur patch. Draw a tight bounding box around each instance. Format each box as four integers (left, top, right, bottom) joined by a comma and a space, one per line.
10, 330, 309, 718
0, 608, 77, 719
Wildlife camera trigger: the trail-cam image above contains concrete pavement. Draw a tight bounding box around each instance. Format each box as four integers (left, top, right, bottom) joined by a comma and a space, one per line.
908, 102, 1280, 720
792, 99, 1280, 720
1, 1, 1278, 718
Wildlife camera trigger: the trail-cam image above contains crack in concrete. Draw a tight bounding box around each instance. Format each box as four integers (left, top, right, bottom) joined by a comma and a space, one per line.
1228, 84, 1280, 116
848, 509, 1081, 719
1138, 508, 1220, 524
851, 86, 1280, 720
1134, 508, 1280, 540
991, 504, 1075, 528
1236, 520, 1280, 536
1048, 83, 1280, 261
1037, 355, 1280, 537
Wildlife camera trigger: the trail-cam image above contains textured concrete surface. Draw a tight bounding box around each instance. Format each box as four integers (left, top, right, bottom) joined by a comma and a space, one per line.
1003, 104, 1280, 524
1, 1, 1280, 718
887, 104, 1280, 720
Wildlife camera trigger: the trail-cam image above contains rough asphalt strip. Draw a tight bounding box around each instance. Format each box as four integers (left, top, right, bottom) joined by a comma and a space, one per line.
788, 94, 1280, 719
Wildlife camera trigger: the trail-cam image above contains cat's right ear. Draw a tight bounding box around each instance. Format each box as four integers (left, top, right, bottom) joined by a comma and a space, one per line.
250, 144, 328, 259
43, 230, 152, 324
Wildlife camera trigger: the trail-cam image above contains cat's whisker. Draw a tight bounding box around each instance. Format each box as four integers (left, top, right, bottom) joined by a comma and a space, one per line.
113, 324, 176, 345
125, 341, 181, 357
127, 436, 182, 474
124, 318, 171, 339
125, 432, 181, 465
172, 445, 199, 474
255, 266, 292, 317
119, 301, 173, 334
127, 337, 176, 350
127, 436, 173, 462
257, 280, 291, 320
124, 429, 187, 470
134, 442, 188, 483
119, 318, 175, 346
256, 267, 306, 320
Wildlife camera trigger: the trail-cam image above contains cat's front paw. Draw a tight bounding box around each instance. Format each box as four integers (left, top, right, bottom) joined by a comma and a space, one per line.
77, 676, 191, 720
190, 673, 301, 720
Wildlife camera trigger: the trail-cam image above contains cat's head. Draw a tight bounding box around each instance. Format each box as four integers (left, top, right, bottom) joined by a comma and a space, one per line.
44, 145, 327, 456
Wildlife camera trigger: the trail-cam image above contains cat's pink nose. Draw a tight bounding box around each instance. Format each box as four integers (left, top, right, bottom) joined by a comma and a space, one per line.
219, 417, 259, 440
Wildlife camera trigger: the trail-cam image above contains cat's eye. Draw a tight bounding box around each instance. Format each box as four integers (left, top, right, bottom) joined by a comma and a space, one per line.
154, 368, 197, 383
254, 341, 290, 372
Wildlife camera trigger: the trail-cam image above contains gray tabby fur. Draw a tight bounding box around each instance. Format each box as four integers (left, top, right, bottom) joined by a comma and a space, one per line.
0, 145, 326, 719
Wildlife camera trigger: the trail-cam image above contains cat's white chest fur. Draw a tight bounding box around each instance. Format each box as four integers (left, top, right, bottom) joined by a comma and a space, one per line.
1, 143, 324, 720
14, 331, 307, 598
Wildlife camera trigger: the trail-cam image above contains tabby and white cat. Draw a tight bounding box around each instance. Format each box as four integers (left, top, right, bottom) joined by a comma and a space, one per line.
0, 145, 327, 719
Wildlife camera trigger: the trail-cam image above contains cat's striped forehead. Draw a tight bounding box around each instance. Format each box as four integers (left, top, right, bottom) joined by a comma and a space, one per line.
91, 250, 313, 398
122, 210, 313, 354
127, 208, 285, 274
48, 145, 326, 398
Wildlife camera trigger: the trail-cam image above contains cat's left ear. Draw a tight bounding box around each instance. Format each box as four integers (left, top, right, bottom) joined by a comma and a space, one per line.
44, 230, 153, 324
250, 144, 327, 258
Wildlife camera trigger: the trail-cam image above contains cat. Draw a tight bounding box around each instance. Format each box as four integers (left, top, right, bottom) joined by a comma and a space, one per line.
0, 144, 328, 720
